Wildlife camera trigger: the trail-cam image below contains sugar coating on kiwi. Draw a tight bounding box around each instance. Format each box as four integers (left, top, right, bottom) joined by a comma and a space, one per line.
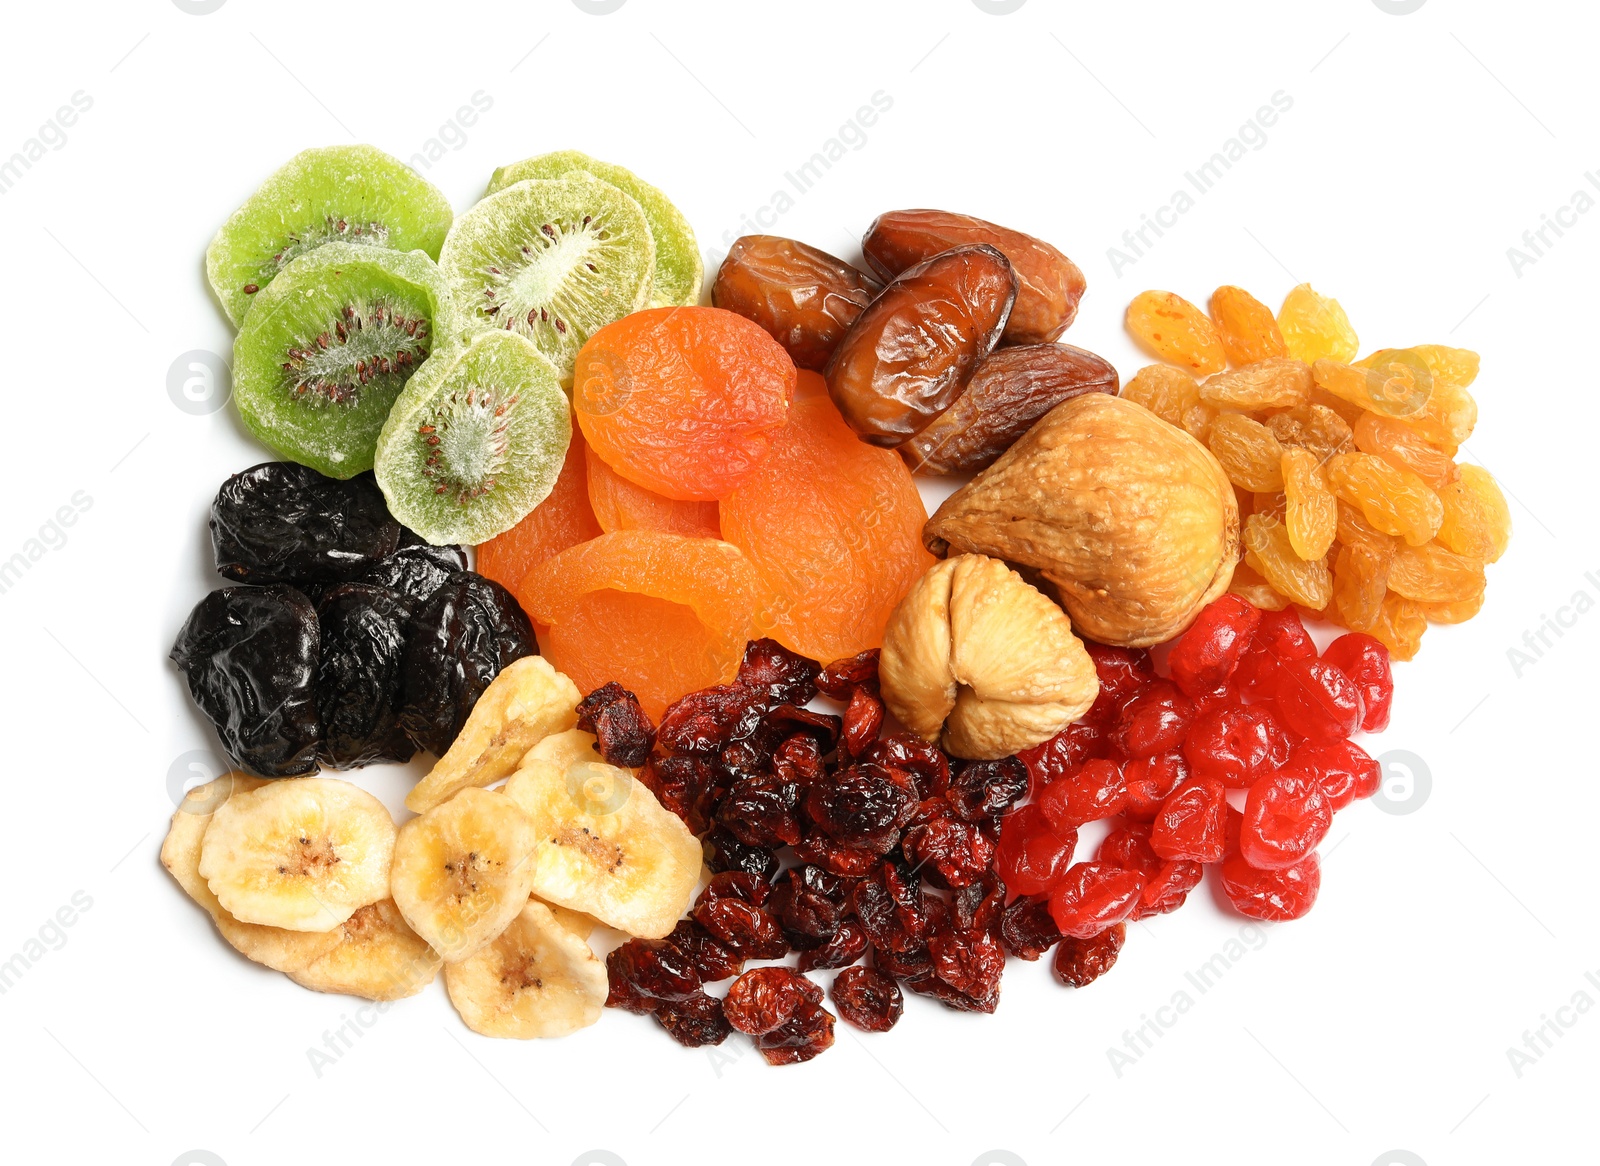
488, 150, 703, 309
232, 243, 455, 480
375, 330, 571, 546
207, 145, 453, 328
439, 173, 655, 383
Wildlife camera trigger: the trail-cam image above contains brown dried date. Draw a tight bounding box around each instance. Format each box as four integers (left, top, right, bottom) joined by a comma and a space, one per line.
824, 244, 1016, 447
863, 209, 1086, 344
712, 235, 880, 370
902, 343, 1120, 474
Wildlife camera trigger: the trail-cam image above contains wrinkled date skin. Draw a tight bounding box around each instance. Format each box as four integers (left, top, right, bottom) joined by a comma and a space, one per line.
863, 209, 1086, 345
315, 583, 416, 768
825, 244, 1016, 447
211, 463, 401, 585
902, 343, 1119, 475
712, 236, 881, 371
169, 584, 322, 776
398, 571, 536, 755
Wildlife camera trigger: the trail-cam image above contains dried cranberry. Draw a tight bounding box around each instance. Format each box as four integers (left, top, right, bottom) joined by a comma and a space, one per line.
1018, 721, 1108, 795
951, 873, 1007, 936
1111, 681, 1194, 758
666, 920, 743, 983
703, 869, 771, 907
850, 862, 929, 953
1274, 658, 1363, 742
654, 991, 732, 1047
1051, 922, 1126, 987
1182, 703, 1292, 789
946, 756, 1029, 822
1000, 896, 1062, 960
736, 638, 821, 705
772, 731, 828, 784
605, 938, 699, 1012
1036, 758, 1127, 828
1048, 862, 1145, 939
1320, 632, 1393, 732
693, 896, 786, 958
873, 943, 933, 980
764, 707, 841, 757
1121, 752, 1189, 820
715, 771, 802, 848
804, 763, 917, 850
861, 734, 951, 799
643, 753, 722, 834
1290, 738, 1381, 811
1220, 850, 1321, 920
926, 924, 1005, 1012
753, 1000, 836, 1065
817, 649, 879, 699
1167, 594, 1262, 697
657, 683, 767, 755
996, 804, 1077, 896
1240, 769, 1332, 870
792, 828, 881, 877
831, 966, 904, 1032
902, 799, 996, 889
799, 920, 869, 971
1097, 822, 1163, 878
769, 865, 850, 948
723, 967, 822, 1034
840, 685, 886, 760
1150, 778, 1228, 863
1134, 860, 1204, 919
704, 827, 780, 881
574, 681, 656, 768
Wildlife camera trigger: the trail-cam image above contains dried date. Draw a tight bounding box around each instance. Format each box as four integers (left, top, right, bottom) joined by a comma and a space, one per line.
712, 236, 880, 370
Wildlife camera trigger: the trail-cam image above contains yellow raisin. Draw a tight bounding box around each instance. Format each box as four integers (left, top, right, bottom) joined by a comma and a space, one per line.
1227, 561, 1289, 610
1276, 284, 1359, 364
1421, 593, 1485, 624
1353, 411, 1459, 489
1253, 491, 1286, 522
1199, 358, 1312, 412
1121, 364, 1216, 441
1243, 512, 1332, 609
1359, 345, 1479, 389
1325, 452, 1443, 546
1209, 286, 1287, 365
1362, 593, 1427, 661
1208, 414, 1285, 492
1312, 355, 1433, 420
1436, 464, 1511, 563
1266, 403, 1353, 462
1387, 541, 1486, 604
1309, 386, 1367, 427
1392, 380, 1478, 456
1352, 347, 1478, 451
1282, 448, 1337, 560
1334, 500, 1399, 563
1127, 291, 1227, 374
1332, 543, 1390, 629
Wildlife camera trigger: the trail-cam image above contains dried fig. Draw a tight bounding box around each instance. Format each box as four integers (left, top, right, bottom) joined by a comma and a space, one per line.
712, 236, 880, 371
924, 394, 1240, 648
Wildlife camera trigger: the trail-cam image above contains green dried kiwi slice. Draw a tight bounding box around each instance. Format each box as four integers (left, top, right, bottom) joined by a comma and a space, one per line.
232, 244, 454, 480
207, 145, 453, 328
439, 174, 655, 383
375, 330, 571, 546
488, 150, 702, 308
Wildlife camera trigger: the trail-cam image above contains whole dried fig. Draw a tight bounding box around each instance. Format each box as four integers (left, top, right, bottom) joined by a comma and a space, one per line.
924, 394, 1240, 648
712, 236, 880, 371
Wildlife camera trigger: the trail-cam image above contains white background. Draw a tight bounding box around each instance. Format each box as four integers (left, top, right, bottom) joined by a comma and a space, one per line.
0, 1, 1593, 1164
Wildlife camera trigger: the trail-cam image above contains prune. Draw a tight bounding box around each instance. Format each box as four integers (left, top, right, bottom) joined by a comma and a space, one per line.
850, 862, 929, 953
712, 235, 880, 370
656, 683, 767, 756
817, 649, 879, 698
831, 966, 903, 1032
575, 681, 657, 768
704, 827, 781, 881
169, 584, 321, 777
666, 920, 743, 983
397, 571, 535, 756
946, 756, 1029, 822
353, 542, 467, 603
770, 864, 851, 948
654, 990, 732, 1047
863, 209, 1085, 344
1000, 896, 1062, 960
1052, 922, 1125, 987
314, 583, 415, 767
798, 920, 869, 971
805, 763, 917, 850
605, 937, 700, 1012
825, 244, 1016, 447
210, 463, 401, 584
840, 685, 885, 759
736, 637, 822, 705
902, 344, 1118, 475
723, 967, 823, 1035
902, 799, 996, 889
753, 1000, 836, 1065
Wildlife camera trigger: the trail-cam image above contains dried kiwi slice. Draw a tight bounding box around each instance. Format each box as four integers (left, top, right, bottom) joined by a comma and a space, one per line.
375, 331, 570, 546
207, 145, 453, 328
439, 174, 654, 382
488, 150, 702, 309
232, 243, 454, 480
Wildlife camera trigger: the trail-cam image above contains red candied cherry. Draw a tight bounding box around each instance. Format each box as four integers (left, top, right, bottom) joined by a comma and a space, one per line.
1320, 633, 1393, 732
1037, 759, 1126, 829
1289, 739, 1381, 811
1097, 822, 1163, 877
1121, 752, 1189, 820
1134, 860, 1204, 919
1233, 607, 1318, 705
1222, 803, 1244, 857
1273, 657, 1363, 742
996, 805, 1077, 897
1183, 703, 1292, 789
1110, 680, 1194, 758
1047, 862, 1145, 939
1018, 721, 1108, 797
1150, 778, 1228, 863
1240, 769, 1331, 869
1220, 850, 1321, 920
1167, 595, 1262, 697
1083, 642, 1156, 705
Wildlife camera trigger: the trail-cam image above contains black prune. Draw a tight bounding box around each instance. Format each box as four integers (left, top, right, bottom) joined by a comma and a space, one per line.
169, 584, 321, 777
353, 543, 467, 603
210, 463, 400, 585
398, 571, 535, 756
314, 584, 415, 768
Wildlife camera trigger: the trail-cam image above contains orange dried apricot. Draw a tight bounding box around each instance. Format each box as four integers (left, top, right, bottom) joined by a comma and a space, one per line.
720, 393, 934, 663
1276, 284, 1359, 365
475, 430, 601, 595
1126, 291, 1226, 374
1209, 286, 1287, 365
573, 306, 797, 502
586, 442, 720, 539
1325, 452, 1443, 546
1436, 464, 1511, 563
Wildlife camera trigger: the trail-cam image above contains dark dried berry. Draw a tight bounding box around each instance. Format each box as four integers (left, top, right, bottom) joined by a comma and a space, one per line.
805, 763, 917, 851
860, 734, 950, 799
950, 873, 1006, 936
643, 754, 723, 835
704, 827, 780, 881
831, 966, 903, 1033
575, 681, 657, 768
1000, 897, 1062, 961
903, 969, 998, 1014
314, 583, 415, 767
850, 862, 929, 954
354, 543, 466, 603
736, 637, 822, 705
715, 771, 802, 849
764, 708, 841, 758
691, 898, 787, 960
772, 732, 828, 785
722, 967, 823, 1035
210, 462, 400, 585
792, 829, 881, 878
657, 683, 767, 755
817, 649, 880, 699
840, 685, 885, 759
873, 943, 933, 980
703, 870, 770, 907
666, 920, 743, 983
398, 571, 535, 756
769, 865, 850, 948
946, 756, 1029, 822
169, 584, 321, 777
653, 990, 732, 1047
1052, 922, 1126, 987
901, 799, 996, 889
753, 1000, 835, 1066
926, 924, 1005, 1012
605, 938, 700, 1012
1018, 721, 1109, 796
798, 920, 869, 972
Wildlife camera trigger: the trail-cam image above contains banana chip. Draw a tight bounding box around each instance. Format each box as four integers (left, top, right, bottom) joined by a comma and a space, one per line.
288, 899, 441, 1001
445, 900, 607, 1039
520, 727, 603, 773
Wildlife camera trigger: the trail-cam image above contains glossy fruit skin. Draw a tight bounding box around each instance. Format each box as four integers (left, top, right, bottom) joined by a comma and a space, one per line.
1240, 770, 1331, 869
831, 966, 904, 1032
1182, 704, 1291, 788
862, 208, 1085, 344
1126, 290, 1226, 374
1209, 286, 1287, 365
1320, 633, 1393, 731
169, 584, 322, 777
1167, 594, 1261, 697
354, 543, 466, 604
712, 235, 880, 370
654, 991, 732, 1047
575, 681, 657, 768
1052, 922, 1126, 987
605, 937, 701, 1012
1121, 752, 1189, 820
825, 244, 1016, 447
586, 442, 720, 538
1276, 284, 1359, 365
1136, 860, 1204, 919
1110, 680, 1194, 758
1273, 657, 1362, 742
474, 433, 601, 596
211, 463, 401, 584
1047, 862, 1145, 939
1220, 850, 1321, 920
314, 583, 416, 767
1000, 897, 1062, 960
1037, 759, 1126, 828
996, 804, 1077, 896
1150, 778, 1228, 862
1289, 738, 1380, 812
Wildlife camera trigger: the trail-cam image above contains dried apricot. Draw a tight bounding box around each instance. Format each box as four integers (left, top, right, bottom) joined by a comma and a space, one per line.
1127, 291, 1226, 374
1208, 414, 1285, 492
1266, 403, 1353, 461
475, 430, 601, 595
1325, 453, 1443, 547
720, 394, 934, 662
1281, 448, 1336, 560
1200, 358, 1312, 412
1121, 364, 1214, 441
586, 442, 720, 539
1387, 541, 1486, 605
1436, 464, 1511, 563
1243, 513, 1331, 610
573, 306, 797, 501
1209, 286, 1287, 365
1353, 412, 1458, 489
1276, 284, 1359, 364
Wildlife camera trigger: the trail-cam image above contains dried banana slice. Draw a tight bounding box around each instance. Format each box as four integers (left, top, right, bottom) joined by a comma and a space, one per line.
161, 775, 343, 973
288, 899, 442, 1000
543, 900, 599, 942
503, 759, 701, 938
391, 788, 539, 962
519, 727, 602, 772
444, 900, 607, 1039
406, 656, 582, 814
199, 777, 396, 932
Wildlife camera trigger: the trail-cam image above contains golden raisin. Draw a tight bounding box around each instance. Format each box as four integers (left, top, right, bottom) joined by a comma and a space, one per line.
1276, 284, 1359, 365
1353, 412, 1459, 489
1126, 291, 1226, 374
1436, 464, 1511, 563
1209, 286, 1287, 365
1332, 543, 1389, 630
1266, 403, 1353, 461
1227, 561, 1289, 611
1421, 594, 1485, 624
1281, 448, 1336, 560
1208, 413, 1285, 492
1312, 355, 1432, 421
1387, 541, 1487, 605
1243, 512, 1332, 610
1199, 358, 1312, 412
1121, 364, 1215, 441
1355, 593, 1426, 661
1334, 500, 1399, 563
1325, 453, 1443, 547
1360, 345, 1479, 389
